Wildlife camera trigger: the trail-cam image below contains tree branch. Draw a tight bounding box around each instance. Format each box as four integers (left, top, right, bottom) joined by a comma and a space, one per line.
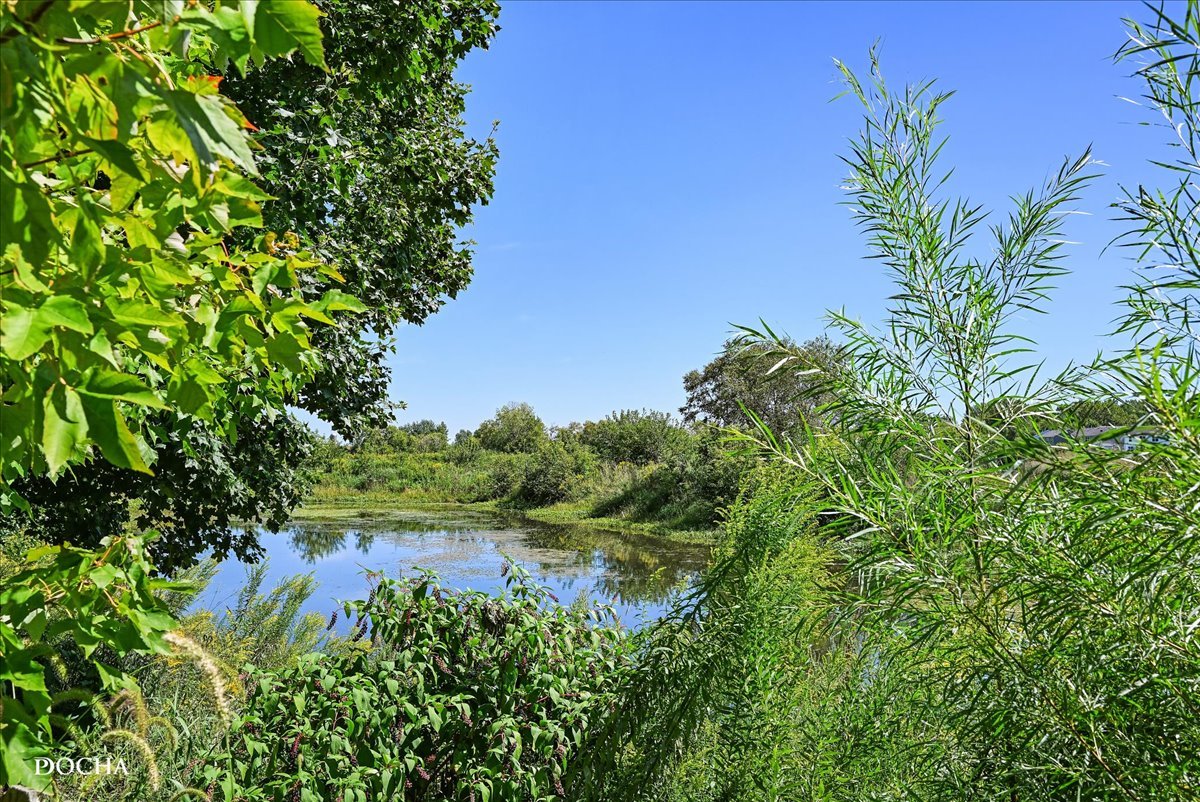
58, 21, 163, 46
21, 148, 92, 170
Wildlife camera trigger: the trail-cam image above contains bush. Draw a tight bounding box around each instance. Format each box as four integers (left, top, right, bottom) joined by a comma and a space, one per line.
476, 403, 548, 453
356, 422, 449, 454
588, 432, 748, 529
578, 410, 690, 465
447, 434, 484, 464
481, 452, 529, 499
512, 441, 597, 506
196, 565, 629, 802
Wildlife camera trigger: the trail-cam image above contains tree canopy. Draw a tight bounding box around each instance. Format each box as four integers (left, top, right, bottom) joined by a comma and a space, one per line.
475, 402, 547, 453
1, 0, 500, 570
680, 336, 841, 437
224, 0, 500, 440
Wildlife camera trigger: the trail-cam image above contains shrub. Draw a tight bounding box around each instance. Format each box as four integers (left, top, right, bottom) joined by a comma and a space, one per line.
196, 565, 629, 802
476, 403, 548, 453
512, 441, 598, 506
578, 410, 690, 465
482, 452, 530, 499
447, 434, 484, 464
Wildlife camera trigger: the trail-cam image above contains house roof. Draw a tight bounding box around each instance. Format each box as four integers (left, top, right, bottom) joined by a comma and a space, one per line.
1037, 426, 1119, 443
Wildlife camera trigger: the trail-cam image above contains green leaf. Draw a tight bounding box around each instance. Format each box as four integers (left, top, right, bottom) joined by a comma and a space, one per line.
265, 331, 305, 373
39, 296, 94, 335
82, 137, 146, 182
200, 5, 255, 75
70, 211, 106, 274
24, 611, 48, 643
150, 91, 258, 175
42, 385, 89, 477
1, 295, 94, 360
89, 564, 120, 590
79, 394, 152, 474
254, 1, 327, 69
109, 172, 140, 212
0, 306, 48, 360
80, 369, 167, 408
122, 217, 160, 250
314, 289, 368, 314
107, 299, 186, 328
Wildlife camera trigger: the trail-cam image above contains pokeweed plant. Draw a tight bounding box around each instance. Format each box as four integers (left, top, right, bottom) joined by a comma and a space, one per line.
194, 563, 629, 802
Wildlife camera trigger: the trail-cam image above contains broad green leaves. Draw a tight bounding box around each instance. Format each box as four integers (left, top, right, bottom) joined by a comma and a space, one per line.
0, 0, 360, 783
196, 566, 628, 802
0, 0, 355, 504
0, 536, 180, 789
254, 0, 327, 69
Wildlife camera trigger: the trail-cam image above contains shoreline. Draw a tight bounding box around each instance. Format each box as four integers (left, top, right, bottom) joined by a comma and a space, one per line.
291, 497, 719, 545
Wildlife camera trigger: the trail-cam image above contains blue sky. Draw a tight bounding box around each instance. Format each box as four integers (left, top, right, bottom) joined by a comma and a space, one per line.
379, 0, 1167, 436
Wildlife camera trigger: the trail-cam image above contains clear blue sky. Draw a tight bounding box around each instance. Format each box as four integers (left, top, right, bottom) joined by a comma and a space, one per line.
378, 0, 1169, 436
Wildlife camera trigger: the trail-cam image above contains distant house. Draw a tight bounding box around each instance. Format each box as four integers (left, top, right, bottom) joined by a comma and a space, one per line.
1036, 425, 1169, 451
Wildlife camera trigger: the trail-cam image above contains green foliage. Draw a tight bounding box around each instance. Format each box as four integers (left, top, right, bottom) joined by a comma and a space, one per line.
14, 414, 318, 568
310, 448, 520, 504
1056, 396, 1147, 428
0, 0, 382, 573
49, 562, 350, 802
358, 421, 450, 454
197, 565, 628, 802
193, 562, 330, 672
570, 468, 865, 801
575, 6, 1200, 800
680, 336, 841, 438
0, 0, 347, 504
721, 26, 1200, 800
3, 0, 500, 572
0, 536, 179, 789
308, 409, 742, 530
476, 403, 548, 454
0, 1, 358, 788
577, 409, 689, 466
224, 0, 500, 440
589, 433, 748, 530
512, 440, 597, 507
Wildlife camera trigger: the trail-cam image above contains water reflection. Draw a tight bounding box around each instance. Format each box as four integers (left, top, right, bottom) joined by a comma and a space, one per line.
201, 509, 710, 627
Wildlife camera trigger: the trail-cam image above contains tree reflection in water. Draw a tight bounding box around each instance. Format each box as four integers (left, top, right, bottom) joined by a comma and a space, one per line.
281, 510, 709, 609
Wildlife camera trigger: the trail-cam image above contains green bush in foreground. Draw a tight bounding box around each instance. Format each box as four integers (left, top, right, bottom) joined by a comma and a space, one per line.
0, 536, 180, 787
195, 565, 629, 802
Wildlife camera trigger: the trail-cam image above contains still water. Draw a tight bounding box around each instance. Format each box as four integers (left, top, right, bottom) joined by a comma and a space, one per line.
196, 508, 711, 628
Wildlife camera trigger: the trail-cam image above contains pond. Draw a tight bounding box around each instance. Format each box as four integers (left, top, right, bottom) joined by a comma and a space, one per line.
194, 508, 712, 629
